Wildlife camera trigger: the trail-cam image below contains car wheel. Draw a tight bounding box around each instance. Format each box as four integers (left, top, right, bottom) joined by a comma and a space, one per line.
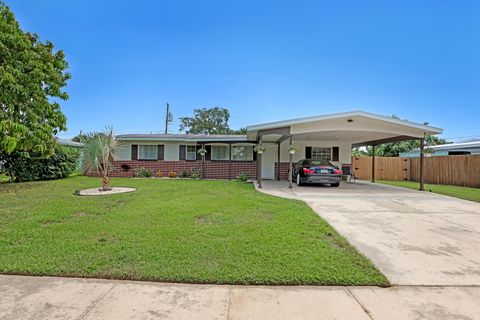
296, 173, 303, 186
331, 182, 340, 187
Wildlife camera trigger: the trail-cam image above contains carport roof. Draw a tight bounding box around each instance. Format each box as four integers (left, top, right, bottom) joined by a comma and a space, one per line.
246, 110, 443, 145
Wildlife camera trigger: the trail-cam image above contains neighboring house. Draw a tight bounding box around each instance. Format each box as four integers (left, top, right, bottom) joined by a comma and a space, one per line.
56, 138, 84, 170
400, 141, 480, 157
105, 110, 442, 180
57, 138, 84, 149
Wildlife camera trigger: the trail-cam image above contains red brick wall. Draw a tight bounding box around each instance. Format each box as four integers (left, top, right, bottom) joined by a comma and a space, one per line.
274, 162, 291, 180
88, 160, 257, 179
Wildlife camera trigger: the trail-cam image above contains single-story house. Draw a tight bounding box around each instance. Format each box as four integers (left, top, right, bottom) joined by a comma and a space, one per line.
106, 110, 442, 188
400, 140, 480, 157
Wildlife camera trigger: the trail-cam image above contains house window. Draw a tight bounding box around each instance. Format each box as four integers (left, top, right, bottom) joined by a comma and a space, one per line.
311, 147, 331, 160
231, 146, 253, 161
186, 145, 197, 161
138, 145, 158, 160
212, 146, 229, 160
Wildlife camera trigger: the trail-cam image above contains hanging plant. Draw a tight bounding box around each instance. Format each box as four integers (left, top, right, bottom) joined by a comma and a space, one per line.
254, 144, 266, 154
197, 148, 208, 156
288, 144, 298, 154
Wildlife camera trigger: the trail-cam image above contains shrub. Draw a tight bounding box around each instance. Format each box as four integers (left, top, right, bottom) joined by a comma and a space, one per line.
168, 171, 177, 178
179, 170, 191, 178
190, 169, 202, 179
133, 167, 153, 178
155, 171, 163, 178
120, 163, 131, 172
0, 146, 80, 182
236, 172, 252, 182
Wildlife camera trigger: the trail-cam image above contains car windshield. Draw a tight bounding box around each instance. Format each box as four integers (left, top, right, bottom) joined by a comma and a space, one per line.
305, 159, 332, 166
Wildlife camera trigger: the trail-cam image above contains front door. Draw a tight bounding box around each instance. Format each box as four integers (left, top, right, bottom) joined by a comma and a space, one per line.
261, 144, 276, 179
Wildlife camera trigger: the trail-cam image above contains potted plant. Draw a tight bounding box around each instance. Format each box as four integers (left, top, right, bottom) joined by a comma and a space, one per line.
197, 148, 207, 156
288, 144, 298, 154
254, 144, 266, 154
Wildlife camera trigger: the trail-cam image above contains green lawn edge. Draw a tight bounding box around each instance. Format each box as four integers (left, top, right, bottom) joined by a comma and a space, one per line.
377, 180, 480, 203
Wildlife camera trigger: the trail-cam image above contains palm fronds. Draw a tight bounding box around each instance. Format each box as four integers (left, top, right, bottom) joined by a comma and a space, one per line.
80, 127, 121, 190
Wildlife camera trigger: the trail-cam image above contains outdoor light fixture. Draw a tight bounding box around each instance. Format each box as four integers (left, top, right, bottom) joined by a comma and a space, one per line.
347, 118, 354, 123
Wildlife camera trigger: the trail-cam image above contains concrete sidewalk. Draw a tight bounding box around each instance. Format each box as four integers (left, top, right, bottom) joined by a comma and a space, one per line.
1, 275, 480, 320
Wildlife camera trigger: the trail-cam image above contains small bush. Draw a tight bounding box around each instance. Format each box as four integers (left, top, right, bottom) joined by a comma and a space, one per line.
179, 170, 191, 178
120, 163, 131, 172
191, 169, 202, 179
155, 171, 163, 178
237, 172, 252, 182
168, 171, 177, 178
133, 167, 153, 178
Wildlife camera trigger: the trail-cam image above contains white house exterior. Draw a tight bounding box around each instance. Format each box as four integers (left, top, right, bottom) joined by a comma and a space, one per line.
101, 110, 442, 182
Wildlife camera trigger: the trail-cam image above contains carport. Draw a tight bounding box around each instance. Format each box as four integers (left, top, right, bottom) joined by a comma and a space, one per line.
246, 110, 442, 190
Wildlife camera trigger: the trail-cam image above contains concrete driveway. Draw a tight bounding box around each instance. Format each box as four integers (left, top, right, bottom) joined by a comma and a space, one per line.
258, 180, 480, 286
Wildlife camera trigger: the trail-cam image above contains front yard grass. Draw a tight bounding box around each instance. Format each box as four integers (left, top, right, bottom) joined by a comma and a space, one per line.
377, 180, 480, 203
0, 176, 388, 285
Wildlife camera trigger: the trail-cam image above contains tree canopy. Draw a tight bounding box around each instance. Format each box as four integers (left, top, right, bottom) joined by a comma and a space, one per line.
71, 131, 104, 143
180, 107, 232, 134
0, 2, 71, 156
352, 135, 448, 157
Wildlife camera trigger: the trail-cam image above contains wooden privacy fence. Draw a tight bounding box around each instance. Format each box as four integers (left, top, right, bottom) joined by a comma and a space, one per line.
352, 155, 480, 188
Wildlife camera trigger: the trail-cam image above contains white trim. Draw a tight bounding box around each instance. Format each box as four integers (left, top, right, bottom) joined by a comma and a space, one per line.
246, 110, 442, 134
117, 136, 248, 142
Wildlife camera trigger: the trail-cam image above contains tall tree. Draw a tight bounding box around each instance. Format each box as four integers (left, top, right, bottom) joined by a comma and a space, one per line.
0, 2, 71, 156
180, 107, 231, 134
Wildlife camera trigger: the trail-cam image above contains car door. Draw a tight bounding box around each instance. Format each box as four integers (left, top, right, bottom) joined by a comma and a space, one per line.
293, 160, 303, 176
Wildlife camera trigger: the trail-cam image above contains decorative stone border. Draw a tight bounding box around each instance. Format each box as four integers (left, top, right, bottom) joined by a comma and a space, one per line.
75, 187, 136, 196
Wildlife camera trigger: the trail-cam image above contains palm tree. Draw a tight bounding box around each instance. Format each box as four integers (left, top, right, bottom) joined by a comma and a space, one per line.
81, 127, 120, 191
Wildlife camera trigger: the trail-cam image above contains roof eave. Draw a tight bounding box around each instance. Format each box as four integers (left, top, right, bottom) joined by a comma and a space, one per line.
116, 137, 249, 142
246, 110, 443, 135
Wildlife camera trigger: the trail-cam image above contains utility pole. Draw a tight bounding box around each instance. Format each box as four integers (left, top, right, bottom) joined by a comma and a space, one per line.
164, 103, 173, 134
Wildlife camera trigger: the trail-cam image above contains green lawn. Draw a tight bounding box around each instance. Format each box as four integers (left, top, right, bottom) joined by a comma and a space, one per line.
0, 176, 387, 286
377, 180, 480, 203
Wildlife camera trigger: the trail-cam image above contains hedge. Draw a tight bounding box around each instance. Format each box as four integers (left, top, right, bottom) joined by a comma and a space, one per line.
0, 146, 80, 182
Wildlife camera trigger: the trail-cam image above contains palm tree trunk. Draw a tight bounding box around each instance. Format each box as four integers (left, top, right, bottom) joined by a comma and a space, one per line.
102, 175, 110, 191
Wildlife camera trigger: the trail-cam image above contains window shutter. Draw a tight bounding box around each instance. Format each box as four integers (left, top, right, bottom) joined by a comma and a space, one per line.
305, 146, 312, 159
158, 145, 164, 160
179, 145, 186, 160
332, 147, 339, 161
205, 145, 211, 161
131, 145, 138, 160
253, 149, 257, 161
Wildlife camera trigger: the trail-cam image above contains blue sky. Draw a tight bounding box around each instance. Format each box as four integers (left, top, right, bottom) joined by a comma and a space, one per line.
9, 0, 480, 140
